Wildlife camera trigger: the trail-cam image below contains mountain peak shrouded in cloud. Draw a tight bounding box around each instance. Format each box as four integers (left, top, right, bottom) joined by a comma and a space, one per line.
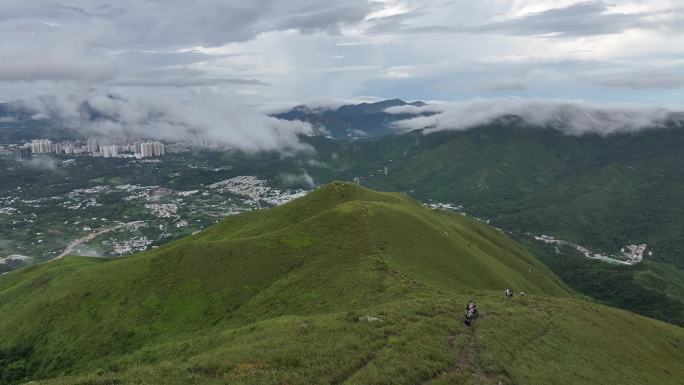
387, 98, 682, 136
274, 98, 429, 138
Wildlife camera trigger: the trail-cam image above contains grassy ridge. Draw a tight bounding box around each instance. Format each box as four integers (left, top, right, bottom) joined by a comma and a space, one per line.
1, 183, 682, 384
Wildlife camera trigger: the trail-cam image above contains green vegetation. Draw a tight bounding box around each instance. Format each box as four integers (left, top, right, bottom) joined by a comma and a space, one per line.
521, 237, 684, 326
1, 183, 682, 385
340, 125, 684, 267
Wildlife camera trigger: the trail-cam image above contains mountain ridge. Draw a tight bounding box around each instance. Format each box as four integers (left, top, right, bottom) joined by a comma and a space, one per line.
1, 183, 682, 384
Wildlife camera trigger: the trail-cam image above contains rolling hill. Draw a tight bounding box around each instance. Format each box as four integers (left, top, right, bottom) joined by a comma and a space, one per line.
1, 183, 683, 385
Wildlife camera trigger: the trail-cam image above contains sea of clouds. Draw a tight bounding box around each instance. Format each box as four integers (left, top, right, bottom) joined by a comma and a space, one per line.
386, 98, 680, 136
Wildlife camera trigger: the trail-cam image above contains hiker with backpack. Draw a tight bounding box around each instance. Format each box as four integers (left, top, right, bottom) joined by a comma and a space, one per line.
504, 288, 513, 298
463, 300, 478, 327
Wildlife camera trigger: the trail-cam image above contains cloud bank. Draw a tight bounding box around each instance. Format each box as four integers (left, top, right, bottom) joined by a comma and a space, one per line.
17, 91, 313, 152
278, 170, 315, 188
388, 99, 679, 136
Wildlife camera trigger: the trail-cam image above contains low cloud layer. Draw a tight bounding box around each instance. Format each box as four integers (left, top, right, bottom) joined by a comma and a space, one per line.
19, 156, 59, 171
278, 170, 315, 188
17, 90, 313, 152
388, 99, 679, 136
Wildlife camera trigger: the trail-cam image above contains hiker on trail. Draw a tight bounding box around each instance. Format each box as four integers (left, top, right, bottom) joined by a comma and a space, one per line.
520, 290, 526, 296
463, 301, 478, 327
465, 301, 475, 312
504, 288, 513, 298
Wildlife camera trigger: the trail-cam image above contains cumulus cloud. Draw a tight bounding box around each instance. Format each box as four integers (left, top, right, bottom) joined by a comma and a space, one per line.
389, 98, 677, 136
17, 90, 314, 152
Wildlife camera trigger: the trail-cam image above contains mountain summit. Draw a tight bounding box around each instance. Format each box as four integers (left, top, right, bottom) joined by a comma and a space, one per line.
1, 182, 682, 384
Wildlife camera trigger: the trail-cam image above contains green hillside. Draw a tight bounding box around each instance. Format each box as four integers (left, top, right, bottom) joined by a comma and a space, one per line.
285, 123, 684, 325
1, 183, 682, 385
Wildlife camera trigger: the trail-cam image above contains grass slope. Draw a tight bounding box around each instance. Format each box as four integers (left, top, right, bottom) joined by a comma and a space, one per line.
1, 183, 682, 385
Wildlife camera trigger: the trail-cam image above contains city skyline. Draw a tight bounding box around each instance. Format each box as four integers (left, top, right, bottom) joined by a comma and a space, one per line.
20, 138, 166, 159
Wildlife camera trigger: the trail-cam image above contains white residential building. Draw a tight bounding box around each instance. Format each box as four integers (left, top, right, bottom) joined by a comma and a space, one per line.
31, 139, 52, 154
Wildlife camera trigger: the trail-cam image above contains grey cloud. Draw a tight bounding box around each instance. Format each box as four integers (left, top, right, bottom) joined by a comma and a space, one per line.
390, 98, 676, 136
385, 103, 447, 115
483, 81, 528, 91
112, 50, 231, 69
403, 2, 684, 38
0, 0, 376, 87
1, 0, 375, 47
274, 3, 372, 34
108, 76, 271, 88
0, 60, 116, 82
469, 2, 639, 37
107, 68, 272, 88
364, 7, 428, 35
594, 73, 684, 90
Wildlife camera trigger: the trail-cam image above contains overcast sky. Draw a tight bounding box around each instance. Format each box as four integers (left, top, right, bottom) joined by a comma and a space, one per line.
2, 0, 682, 106
1, 0, 683, 150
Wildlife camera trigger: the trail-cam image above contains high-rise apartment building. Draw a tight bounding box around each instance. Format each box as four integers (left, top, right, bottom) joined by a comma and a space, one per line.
31, 139, 52, 154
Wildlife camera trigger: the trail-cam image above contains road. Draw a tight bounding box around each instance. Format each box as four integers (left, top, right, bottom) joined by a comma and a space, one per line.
55, 223, 125, 260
